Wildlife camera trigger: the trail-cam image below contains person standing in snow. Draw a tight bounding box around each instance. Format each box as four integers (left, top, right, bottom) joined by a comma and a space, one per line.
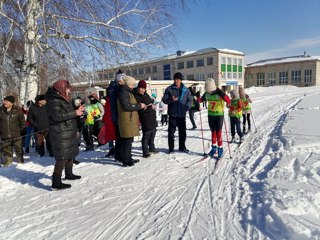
201, 78, 231, 159
229, 90, 244, 143
162, 72, 192, 153
45, 80, 85, 190
27, 94, 53, 157
133, 80, 159, 158
108, 69, 126, 161
158, 100, 168, 126
239, 87, 253, 133
0, 95, 26, 166
88, 93, 105, 146
117, 75, 146, 166
188, 86, 200, 130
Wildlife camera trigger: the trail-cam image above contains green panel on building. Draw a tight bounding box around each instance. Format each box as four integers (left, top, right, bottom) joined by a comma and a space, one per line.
227, 65, 232, 72
233, 65, 237, 72
221, 64, 226, 72
238, 66, 242, 72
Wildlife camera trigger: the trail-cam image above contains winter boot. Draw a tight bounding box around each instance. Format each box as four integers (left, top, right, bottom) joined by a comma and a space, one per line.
243, 126, 246, 134
239, 137, 243, 144
105, 148, 115, 157
230, 136, 235, 143
65, 160, 81, 180
208, 145, 217, 157
52, 174, 71, 190
218, 147, 223, 159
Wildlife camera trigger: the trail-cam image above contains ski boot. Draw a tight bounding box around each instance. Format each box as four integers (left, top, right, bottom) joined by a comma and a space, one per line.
208, 145, 217, 158
217, 147, 223, 159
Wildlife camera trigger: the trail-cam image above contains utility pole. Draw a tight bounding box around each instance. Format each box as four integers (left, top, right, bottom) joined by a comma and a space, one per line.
19, 0, 40, 105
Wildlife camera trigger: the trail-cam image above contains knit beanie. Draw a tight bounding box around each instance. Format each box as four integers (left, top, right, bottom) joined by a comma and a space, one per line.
137, 80, 147, 89
123, 75, 136, 87
173, 72, 183, 80
4, 95, 15, 104
205, 78, 216, 92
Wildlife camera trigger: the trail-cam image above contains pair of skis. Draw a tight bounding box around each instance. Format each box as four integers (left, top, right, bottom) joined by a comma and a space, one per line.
184, 153, 222, 169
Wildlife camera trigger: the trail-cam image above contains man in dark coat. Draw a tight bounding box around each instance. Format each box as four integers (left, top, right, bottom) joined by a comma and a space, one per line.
45, 80, 85, 190
162, 72, 192, 153
0, 95, 26, 166
133, 80, 159, 158
27, 94, 53, 157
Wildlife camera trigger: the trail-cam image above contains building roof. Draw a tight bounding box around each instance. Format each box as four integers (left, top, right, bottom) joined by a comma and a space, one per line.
98, 47, 244, 72
247, 54, 320, 67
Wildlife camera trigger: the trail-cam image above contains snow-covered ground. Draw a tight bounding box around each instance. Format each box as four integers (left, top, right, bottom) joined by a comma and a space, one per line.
0, 85, 319, 240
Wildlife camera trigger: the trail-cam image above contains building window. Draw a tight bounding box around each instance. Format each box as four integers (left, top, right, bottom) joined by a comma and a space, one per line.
103, 73, 108, 79
145, 66, 151, 74
163, 64, 171, 80
268, 72, 277, 85
233, 58, 237, 65
187, 60, 194, 68
138, 68, 144, 75
196, 59, 204, 67
227, 57, 232, 64
238, 59, 243, 66
291, 70, 301, 84
207, 72, 214, 78
207, 57, 213, 65
132, 69, 137, 76
186, 74, 194, 80
304, 69, 312, 83
152, 66, 157, 73
279, 71, 288, 84
238, 72, 242, 79
126, 70, 131, 76
108, 72, 113, 78
221, 57, 226, 64
233, 73, 237, 79
257, 73, 265, 86
177, 62, 184, 69
196, 73, 205, 80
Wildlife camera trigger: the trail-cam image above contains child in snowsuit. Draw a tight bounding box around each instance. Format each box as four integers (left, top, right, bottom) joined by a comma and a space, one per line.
201, 78, 231, 158
229, 90, 243, 143
239, 87, 253, 133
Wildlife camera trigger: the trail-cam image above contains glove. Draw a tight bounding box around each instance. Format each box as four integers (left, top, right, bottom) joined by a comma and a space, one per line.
245, 94, 249, 98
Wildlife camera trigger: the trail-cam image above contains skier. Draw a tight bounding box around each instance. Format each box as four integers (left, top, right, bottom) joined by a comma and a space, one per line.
201, 78, 230, 159
229, 90, 243, 144
239, 87, 253, 133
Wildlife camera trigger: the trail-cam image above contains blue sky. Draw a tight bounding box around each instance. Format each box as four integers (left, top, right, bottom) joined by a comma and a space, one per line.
155, 0, 320, 64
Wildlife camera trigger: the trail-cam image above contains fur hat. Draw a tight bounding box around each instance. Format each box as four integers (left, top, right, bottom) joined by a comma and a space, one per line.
35, 94, 46, 102
4, 95, 15, 104
205, 78, 216, 92
173, 72, 183, 80
137, 80, 147, 89
123, 75, 136, 87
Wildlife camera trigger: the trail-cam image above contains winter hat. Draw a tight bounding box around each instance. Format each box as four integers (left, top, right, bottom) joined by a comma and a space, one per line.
89, 93, 99, 100
138, 80, 147, 89
53, 79, 72, 102
4, 95, 15, 104
100, 98, 106, 106
115, 69, 126, 83
230, 90, 239, 99
173, 72, 183, 80
205, 78, 216, 92
123, 75, 136, 87
151, 93, 157, 99
35, 94, 46, 102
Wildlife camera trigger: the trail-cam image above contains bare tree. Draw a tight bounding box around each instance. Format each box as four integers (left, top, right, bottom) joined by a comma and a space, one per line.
0, 0, 186, 104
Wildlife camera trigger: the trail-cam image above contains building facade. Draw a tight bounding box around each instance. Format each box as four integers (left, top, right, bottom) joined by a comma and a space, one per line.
96, 47, 245, 92
245, 54, 320, 87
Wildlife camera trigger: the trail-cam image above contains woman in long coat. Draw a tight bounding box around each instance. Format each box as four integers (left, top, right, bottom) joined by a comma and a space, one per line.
46, 80, 85, 190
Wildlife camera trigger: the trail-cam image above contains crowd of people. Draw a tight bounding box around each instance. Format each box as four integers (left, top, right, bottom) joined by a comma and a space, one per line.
0, 70, 253, 190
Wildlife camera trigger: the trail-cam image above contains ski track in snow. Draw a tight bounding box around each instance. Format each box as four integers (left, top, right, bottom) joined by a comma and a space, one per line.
0, 86, 320, 240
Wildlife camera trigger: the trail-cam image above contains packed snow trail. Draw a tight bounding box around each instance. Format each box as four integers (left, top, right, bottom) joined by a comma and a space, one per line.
0, 86, 319, 240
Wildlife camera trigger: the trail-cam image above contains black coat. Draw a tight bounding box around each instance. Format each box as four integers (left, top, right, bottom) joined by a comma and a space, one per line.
27, 103, 49, 132
133, 88, 158, 131
0, 105, 25, 139
45, 87, 79, 161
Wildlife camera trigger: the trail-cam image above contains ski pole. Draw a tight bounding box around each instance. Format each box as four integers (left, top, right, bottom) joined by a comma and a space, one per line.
223, 116, 232, 159
199, 110, 207, 157
250, 110, 257, 132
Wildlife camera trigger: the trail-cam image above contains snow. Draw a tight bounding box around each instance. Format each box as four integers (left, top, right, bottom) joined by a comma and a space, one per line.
1, 85, 320, 240
247, 55, 320, 67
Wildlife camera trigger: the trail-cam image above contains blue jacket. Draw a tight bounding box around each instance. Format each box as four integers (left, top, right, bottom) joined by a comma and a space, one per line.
162, 83, 192, 118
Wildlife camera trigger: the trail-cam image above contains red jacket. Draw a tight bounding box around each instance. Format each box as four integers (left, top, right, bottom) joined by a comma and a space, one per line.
101, 97, 117, 142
